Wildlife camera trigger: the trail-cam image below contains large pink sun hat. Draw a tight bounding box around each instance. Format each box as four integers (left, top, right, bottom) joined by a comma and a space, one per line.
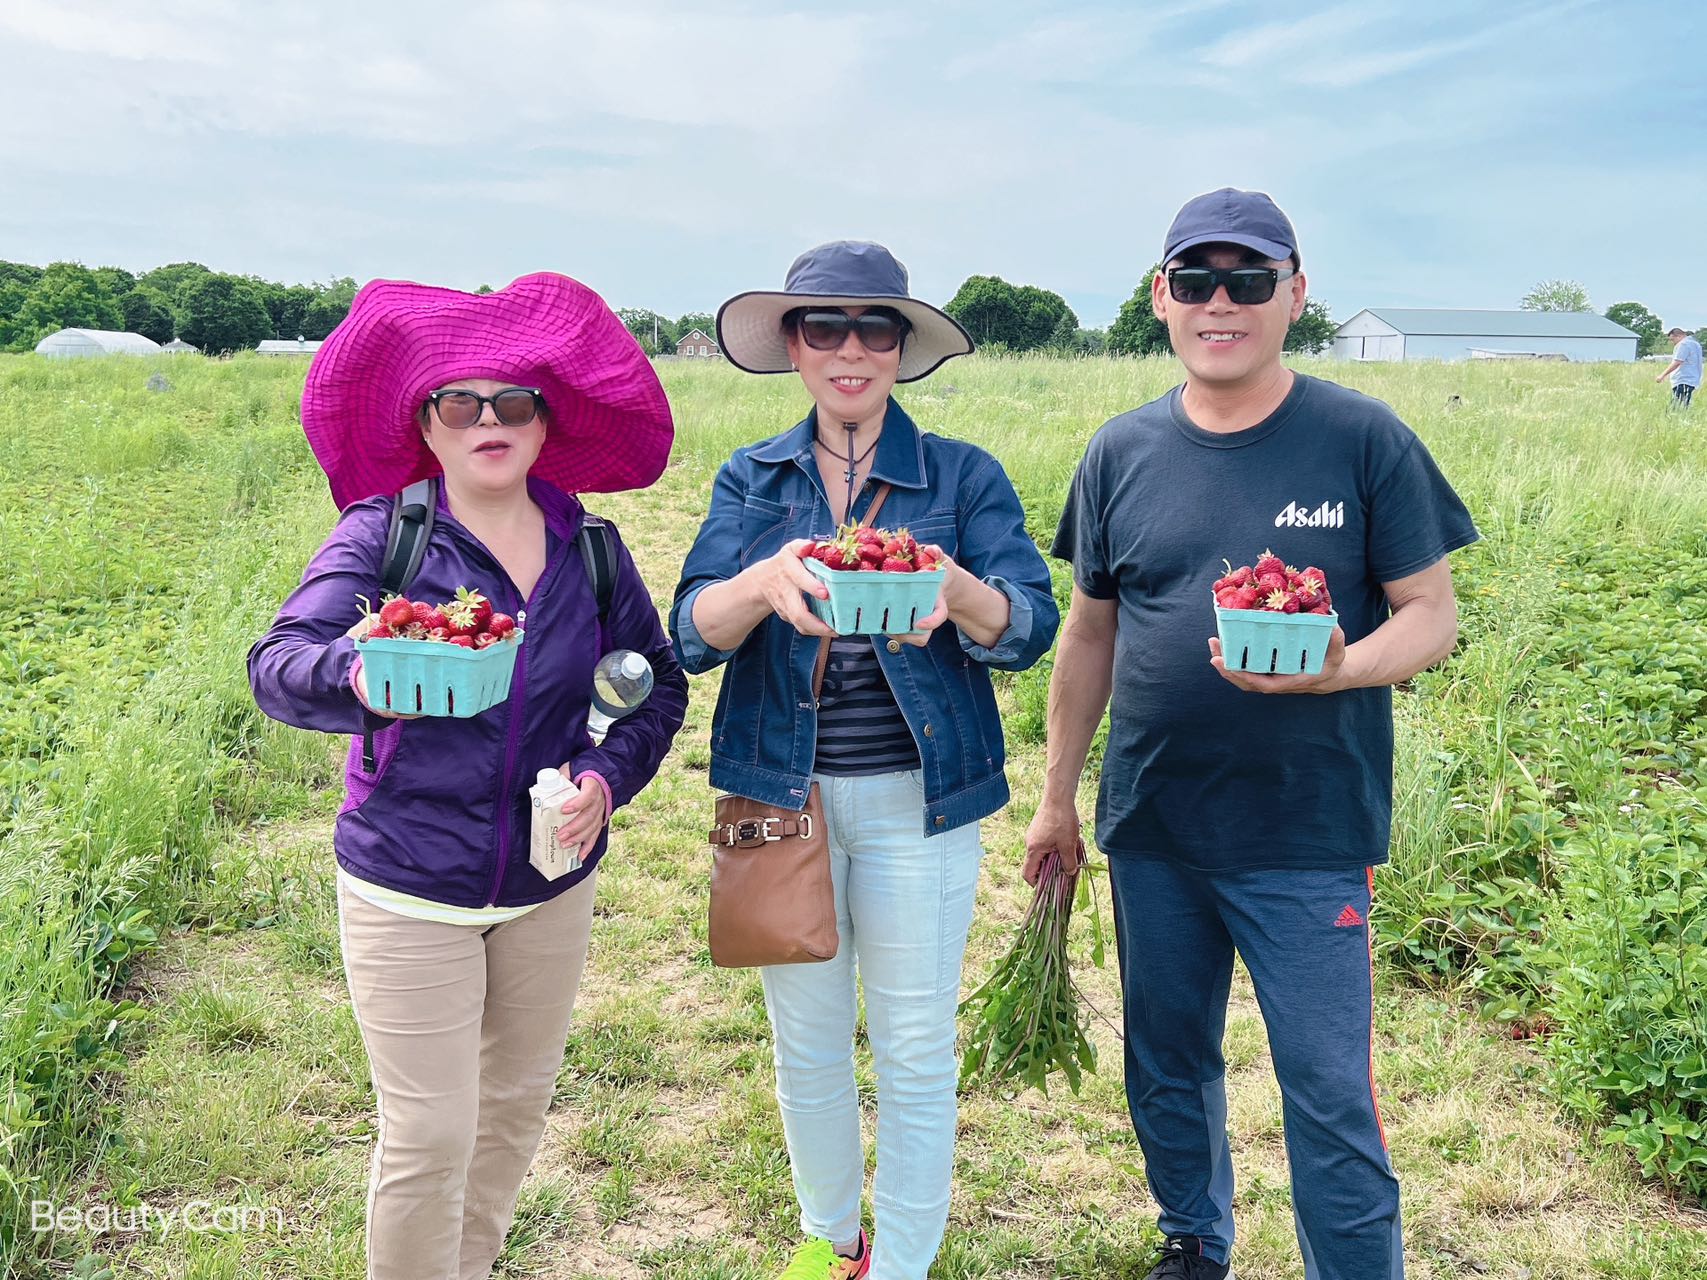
301, 272, 673, 509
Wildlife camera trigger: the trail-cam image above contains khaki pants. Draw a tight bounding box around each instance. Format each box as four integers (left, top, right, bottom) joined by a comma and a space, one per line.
336, 872, 597, 1280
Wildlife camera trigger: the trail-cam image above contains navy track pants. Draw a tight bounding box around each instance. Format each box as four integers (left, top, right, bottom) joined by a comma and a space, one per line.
1107, 854, 1403, 1279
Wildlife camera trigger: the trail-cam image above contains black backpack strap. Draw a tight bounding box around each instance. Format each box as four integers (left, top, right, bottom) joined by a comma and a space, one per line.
359, 477, 437, 771
577, 514, 616, 624
380, 477, 438, 598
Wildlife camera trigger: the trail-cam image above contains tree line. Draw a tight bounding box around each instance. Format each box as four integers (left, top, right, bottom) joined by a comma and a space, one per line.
0, 261, 362, 354
621, 270, 1337, 359
943, 268, 1333, 356
10, 259, 1690, 363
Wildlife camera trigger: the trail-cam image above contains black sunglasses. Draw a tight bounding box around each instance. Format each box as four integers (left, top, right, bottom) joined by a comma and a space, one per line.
426, 387, 544, 429
796, 308, 909, 353
1166, 266, 1297, 306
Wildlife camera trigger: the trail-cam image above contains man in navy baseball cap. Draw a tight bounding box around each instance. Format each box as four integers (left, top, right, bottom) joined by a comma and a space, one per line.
1029, 188, 1479, 1280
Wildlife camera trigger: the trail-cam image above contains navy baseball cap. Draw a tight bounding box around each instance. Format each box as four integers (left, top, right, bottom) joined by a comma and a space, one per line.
1163, 188, 1299, 266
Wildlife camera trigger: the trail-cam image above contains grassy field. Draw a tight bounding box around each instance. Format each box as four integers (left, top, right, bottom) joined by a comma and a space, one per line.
1, 352, 1704, 1278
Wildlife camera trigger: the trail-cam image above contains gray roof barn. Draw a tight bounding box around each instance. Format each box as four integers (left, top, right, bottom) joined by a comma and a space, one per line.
1332, 308, 1637, 362
35, 328, 164, 358
162, 338, 201, 354
255, 338, 323, 356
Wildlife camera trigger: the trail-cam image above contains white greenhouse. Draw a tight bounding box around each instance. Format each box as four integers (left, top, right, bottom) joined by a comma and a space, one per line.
1331, 309, 1638, 362
35, 328, 164, 358
162, 338, 200, 354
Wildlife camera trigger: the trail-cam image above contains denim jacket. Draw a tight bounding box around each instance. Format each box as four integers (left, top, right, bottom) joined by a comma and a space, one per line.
670, 398, 1058, 835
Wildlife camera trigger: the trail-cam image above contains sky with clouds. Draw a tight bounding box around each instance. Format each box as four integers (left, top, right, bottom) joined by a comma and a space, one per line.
2, 0, 1700, 330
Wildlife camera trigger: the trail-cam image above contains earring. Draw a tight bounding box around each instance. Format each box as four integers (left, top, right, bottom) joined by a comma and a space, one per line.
791, 362, 798, 371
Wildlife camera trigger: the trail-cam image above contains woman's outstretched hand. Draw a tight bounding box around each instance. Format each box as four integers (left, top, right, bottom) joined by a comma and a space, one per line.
752, 541, 837, 638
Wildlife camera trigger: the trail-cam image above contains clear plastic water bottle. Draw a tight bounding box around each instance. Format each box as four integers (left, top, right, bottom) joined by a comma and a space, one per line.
587, 650, 654, 743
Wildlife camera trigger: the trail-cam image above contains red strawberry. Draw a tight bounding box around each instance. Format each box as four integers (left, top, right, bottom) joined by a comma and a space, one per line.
1257, 571, 1288, 595
915, 553, 939, 572
1262, 588, 1290, 611
1232, 585, 1260, 609
379, 597, 415, 629
410, 601, 436, 626
453, 586, 493, 629
881, 556, 915, 573
366, 622, 394, 639
1308, 602, 1333, 615
1255, 551, 1286, 577
488, 613, 516, 636
858, 560, 880, 572
1279, 593, 1302, 614
1300, 566, 1327, 590
449, 634, 475, 648
1215, 587, 1244, 609
442, 601, 481, 636
428, 626, 451, 642
473, 632, 497, 649
858, 544, 886, 565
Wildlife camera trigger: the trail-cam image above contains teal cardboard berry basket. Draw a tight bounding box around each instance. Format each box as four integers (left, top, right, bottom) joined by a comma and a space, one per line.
1214, 602, 1337, 675
804, 559, 947, 636
355, 630, 525, 717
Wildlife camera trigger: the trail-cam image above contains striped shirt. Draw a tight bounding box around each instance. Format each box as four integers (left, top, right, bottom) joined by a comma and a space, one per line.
814, 637, 921, 775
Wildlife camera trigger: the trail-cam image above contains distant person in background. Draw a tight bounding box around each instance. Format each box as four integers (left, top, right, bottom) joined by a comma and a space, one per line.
1655, 326, 1701, 409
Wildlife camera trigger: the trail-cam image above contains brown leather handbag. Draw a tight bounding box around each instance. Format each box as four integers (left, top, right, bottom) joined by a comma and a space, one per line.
706, 484, 892, 968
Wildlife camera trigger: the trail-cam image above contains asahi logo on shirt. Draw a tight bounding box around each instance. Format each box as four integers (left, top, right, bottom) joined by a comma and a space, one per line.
1274, 500, 1345, 529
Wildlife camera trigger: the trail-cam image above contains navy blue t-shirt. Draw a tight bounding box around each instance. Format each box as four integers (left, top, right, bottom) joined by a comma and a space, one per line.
1052, 373, 1479, 872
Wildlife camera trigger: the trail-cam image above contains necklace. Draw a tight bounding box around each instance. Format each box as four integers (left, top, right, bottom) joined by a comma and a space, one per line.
816, 422, 881, 523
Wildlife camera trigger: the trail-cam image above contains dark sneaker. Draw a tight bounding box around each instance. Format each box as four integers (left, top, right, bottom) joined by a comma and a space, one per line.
1143, 1235, 1231, 1280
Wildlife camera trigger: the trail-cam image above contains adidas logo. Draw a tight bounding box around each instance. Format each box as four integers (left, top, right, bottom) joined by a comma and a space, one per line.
1274, 500, 1345, 529
1334, 904, 1365, 928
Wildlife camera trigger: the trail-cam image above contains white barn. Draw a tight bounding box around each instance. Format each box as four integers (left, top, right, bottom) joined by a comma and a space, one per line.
35, 328, 163, 358
1332, 309, 1638, 363
256, 338, 323, 356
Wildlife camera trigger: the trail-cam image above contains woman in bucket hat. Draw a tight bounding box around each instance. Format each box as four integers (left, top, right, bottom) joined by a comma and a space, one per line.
248, 272, 688, 1280
671, 241, 1059, 1279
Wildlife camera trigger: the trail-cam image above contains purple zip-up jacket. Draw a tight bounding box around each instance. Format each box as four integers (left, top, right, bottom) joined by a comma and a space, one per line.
247, 478, 688, 908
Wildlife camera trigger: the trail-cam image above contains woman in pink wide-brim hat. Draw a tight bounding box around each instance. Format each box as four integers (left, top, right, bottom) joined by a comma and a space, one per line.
250, 272, 687, 1280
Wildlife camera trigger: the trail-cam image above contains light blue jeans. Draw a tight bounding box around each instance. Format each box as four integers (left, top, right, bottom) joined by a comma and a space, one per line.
760, 769, 984, 1280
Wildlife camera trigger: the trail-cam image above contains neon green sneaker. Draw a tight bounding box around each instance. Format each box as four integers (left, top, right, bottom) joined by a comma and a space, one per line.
777, 1229, 870, 1279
